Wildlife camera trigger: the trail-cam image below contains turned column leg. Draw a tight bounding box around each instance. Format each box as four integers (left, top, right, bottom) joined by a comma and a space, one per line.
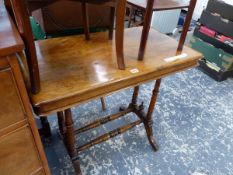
40, 117, 52, 138
57, 111, 65, 136
64, 109, 82, 175
131, 86, 139, 107
120, 86, 140, 111
144, 79, 161, 151
100, 97, 106, 111
108, 6, 115, 40
64, 109, 77, 157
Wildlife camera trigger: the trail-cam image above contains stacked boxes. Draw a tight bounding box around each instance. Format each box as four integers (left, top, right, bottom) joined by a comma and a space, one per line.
190, 0, 233, 81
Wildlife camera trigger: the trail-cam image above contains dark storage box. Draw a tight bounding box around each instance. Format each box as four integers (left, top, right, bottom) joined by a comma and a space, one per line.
206, 0, 233, 22
198, 59, 233, 81
190, 36, 233, 71
193, 28, 233, 55
200, 10, 233, 38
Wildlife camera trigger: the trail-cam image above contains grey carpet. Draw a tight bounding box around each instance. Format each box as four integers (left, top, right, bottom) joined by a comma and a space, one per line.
43, 67, 233, 175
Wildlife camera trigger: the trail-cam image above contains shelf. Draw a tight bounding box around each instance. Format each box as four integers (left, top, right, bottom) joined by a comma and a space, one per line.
127, 0, 190, 11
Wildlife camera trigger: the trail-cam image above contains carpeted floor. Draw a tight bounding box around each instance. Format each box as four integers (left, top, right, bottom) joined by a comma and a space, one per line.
43, 67, 233, 175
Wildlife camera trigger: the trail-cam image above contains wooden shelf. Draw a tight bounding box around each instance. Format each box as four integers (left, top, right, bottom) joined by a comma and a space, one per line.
127, 0, 190, 11
31, 27, 202, 115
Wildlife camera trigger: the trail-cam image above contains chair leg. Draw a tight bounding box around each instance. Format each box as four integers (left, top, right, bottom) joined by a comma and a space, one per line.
108, 6, 115, 40
57, 111, 65, 136
100, 97, 106, 111
64, 109, 82, 174
144, 79, 161, 151
115, 0, 126, 70
177, 0, 197, 52
81, 1, 90, 40
40, 117, 52, 138
137, 0, 155, 60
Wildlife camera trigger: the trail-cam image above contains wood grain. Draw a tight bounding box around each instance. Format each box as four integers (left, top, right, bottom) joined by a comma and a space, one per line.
31, 27, 202, 115
0, 67, 26, 131
0, 126, 42, 175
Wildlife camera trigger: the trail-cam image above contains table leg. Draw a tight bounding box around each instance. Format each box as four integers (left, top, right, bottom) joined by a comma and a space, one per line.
131, 86, 139, 107
100, 97, 106, 111
40, 116, 52, 138
57, 111, 65, 136
64, 109, 82, 174
144, 79, 161, 151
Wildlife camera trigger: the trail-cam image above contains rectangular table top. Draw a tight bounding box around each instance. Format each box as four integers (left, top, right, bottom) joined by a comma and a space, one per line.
31, 27, 202, 115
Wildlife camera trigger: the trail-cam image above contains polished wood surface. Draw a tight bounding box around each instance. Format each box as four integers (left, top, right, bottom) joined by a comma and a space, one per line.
0, 2, 23, 57
1, 1, 202, 174
7, 0, 126, 95
0, 126, 42, 175
0, 67, 26, 130
31, 27, 201, 115
127, 0, 190, 11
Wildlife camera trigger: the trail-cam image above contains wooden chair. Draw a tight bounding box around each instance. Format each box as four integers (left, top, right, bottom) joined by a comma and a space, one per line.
127, 0, 197, 125
127, 0, 197, 60
5, 0, 201, 174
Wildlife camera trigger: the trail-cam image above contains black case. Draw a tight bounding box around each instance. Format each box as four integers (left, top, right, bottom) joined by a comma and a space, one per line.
206, 0, 233, 22
200, 10, 233, 38
193, 28, 233, 55
198, 59, 233, 82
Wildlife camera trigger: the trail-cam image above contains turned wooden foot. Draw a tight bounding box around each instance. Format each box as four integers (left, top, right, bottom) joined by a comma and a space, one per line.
40, 117, 52, 138
144, 79, 161, 151
144, 121, 159, 151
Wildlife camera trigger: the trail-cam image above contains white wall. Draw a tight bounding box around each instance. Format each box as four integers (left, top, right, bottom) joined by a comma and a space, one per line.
222, 0, 233, 5
193, 0, 233, 20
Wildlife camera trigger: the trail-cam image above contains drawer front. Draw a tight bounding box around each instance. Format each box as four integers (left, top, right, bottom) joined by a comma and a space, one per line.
0, 126, 43, 175
0, 68, 26, 130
